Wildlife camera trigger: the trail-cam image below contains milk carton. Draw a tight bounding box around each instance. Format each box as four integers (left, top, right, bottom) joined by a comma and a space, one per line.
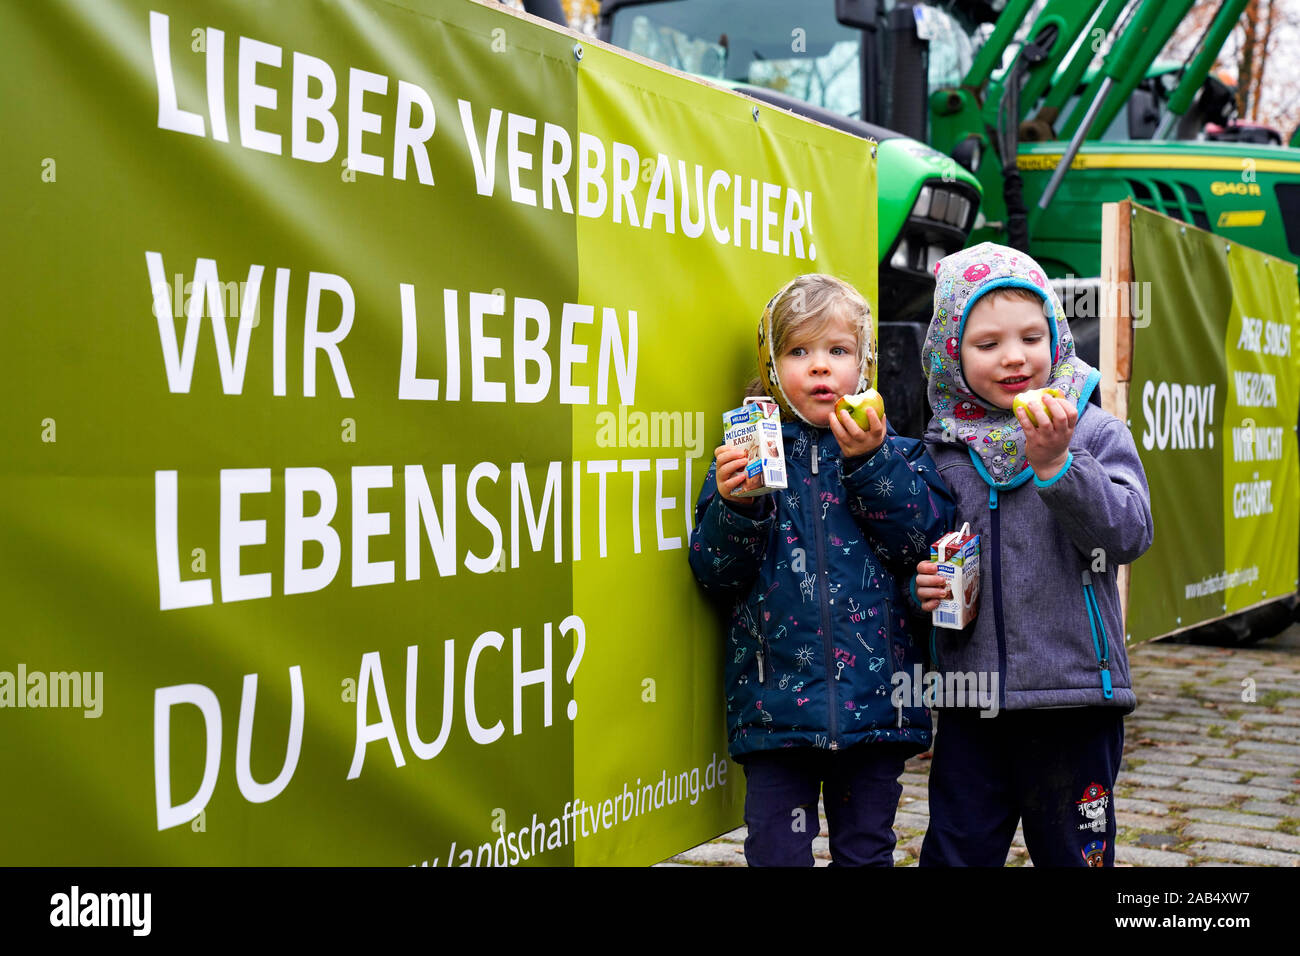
722, 397, 787, 496
932, 522, 980, 630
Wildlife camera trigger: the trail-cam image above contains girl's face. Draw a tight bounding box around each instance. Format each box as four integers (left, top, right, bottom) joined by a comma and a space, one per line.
776, 312, 861, 427
959, 295, 1052, 409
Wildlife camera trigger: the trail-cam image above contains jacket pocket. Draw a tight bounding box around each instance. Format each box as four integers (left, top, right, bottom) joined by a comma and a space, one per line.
882, 594, 913, 691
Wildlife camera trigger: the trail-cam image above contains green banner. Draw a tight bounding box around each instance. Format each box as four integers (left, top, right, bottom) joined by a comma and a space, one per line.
1126, 205, 1299, 643
0, 0, 876, 864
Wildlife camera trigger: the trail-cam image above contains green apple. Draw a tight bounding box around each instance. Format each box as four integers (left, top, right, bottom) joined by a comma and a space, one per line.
834, 389, 886, 429
1012, 387, 1065, 426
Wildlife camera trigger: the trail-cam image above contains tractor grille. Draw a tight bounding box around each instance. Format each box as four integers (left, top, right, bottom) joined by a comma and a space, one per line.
1125, 178, 1211, 231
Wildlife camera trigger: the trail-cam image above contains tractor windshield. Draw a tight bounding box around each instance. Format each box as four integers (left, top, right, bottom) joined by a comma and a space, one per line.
607, 1, 979, 120
607, 0, 865, 116
912, 4, 975, 91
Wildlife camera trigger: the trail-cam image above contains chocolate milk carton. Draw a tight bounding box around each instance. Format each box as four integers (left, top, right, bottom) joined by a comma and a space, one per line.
722, 397, 787, 496
932, 522, 980, 630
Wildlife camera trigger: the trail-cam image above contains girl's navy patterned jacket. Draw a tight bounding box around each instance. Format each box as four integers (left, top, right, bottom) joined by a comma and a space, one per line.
689, 421, 956, 758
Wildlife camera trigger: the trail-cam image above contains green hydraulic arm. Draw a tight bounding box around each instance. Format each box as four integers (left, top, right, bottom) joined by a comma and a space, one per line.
931, 0, 1043, 183
1031, 0, 1129, 135
962, 0, 1039, 91
1157, 0, 1250, 138
1028, 0, 1168, 225
981, 0, 1106, 133
1060, 0, 1196, 141
1059, 0, 1162, 140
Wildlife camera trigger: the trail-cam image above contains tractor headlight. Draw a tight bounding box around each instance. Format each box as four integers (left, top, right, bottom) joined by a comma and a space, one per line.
910, 185, 972, 230
926, 244, 945, 273
929, 190, 949, 222
947, 195, 970, 227
913, 186, 932, 219
890, 239, 911, 271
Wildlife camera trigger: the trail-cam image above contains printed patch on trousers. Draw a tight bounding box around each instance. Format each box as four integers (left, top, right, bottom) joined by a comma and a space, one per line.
1081, 839, 1106, 867
1076, 782, 1110, 833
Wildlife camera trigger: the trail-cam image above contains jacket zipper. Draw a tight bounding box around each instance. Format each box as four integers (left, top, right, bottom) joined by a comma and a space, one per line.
988, 486, 1007, 711
756, 592, 770, 685
810, 437, 839, 748
1081, 571, 1115, 699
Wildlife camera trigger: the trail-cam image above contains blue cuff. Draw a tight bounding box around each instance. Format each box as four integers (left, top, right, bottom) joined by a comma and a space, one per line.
908, 574, 923, 611
719, 493, 773, 528
1032, 451, 1074, 488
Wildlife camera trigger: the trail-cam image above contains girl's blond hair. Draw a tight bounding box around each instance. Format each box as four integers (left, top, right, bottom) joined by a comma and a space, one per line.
767, 274, 873, 382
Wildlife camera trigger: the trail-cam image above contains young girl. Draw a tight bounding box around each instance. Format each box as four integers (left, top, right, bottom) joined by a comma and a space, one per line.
912, 243, 1154, 867
688, 274, 954, 866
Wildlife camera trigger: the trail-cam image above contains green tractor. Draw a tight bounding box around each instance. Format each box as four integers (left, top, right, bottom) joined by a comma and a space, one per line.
581, 0, 1299, 643
930, 0, 1300, 278
591, 0, 1300, 376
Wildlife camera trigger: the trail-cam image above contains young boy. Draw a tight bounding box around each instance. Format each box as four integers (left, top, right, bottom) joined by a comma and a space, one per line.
689, 274, 954, 866
912, 243, 1154, 867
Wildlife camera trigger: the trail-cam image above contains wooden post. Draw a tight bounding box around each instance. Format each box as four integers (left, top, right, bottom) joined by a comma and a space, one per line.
1099, 200, 1134, 631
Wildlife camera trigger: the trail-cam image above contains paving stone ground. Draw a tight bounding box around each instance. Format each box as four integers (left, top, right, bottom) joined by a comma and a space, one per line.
663, 624, 1300, 867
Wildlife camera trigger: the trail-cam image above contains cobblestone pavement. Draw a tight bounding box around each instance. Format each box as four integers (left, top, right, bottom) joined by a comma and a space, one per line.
662, 624, 1300, 867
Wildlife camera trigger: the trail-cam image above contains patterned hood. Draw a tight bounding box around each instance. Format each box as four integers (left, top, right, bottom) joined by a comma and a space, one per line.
921, 242, 1100, 487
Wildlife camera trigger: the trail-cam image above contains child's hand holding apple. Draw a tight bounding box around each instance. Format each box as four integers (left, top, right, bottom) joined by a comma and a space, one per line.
1012, 388, 1077, 482
830, 390, 886, 458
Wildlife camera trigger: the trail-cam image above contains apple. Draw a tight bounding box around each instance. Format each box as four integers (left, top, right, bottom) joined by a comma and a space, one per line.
835, 389, 886, 429
1012, 387, 1065, 427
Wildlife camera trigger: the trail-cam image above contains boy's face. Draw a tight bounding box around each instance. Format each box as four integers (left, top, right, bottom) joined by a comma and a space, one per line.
776, 312, 861, 427
959, 295, 1052, 409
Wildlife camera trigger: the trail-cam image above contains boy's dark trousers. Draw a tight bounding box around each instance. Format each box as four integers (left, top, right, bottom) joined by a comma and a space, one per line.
741, 743, 915, 867
920, 707, 1124, 867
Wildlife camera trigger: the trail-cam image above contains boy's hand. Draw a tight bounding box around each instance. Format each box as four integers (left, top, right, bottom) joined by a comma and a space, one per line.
830, 402, 885, 459
713, 445, 758, 508
914, 560, 949, 613
1014, 393, 1077, 482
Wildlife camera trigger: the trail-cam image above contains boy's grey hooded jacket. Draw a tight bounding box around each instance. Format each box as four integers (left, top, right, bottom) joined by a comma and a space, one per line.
919, 244, 1154, 712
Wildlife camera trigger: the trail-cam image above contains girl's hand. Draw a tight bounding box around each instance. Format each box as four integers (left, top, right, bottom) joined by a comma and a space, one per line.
829, 402, 885, 458
713, 445, 757, 507
914, 560, 949, 613
1015, 394, 1077, 482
